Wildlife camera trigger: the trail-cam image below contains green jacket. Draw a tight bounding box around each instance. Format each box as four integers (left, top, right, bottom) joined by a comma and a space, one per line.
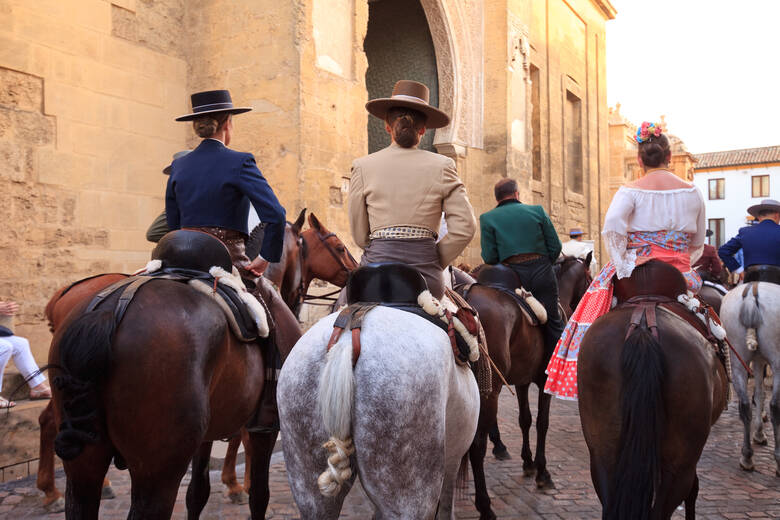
479, 200, 562, 264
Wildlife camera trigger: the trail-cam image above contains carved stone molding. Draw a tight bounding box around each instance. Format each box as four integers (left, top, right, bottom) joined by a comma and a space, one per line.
508, 13, 531, 83
419, 0, 484, 152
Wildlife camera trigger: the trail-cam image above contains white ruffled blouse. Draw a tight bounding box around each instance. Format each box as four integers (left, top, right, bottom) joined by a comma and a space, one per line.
602, 185, 706, 279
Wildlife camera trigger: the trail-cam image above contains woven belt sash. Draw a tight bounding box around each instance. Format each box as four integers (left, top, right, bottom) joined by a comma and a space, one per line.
369, 226, 436, 240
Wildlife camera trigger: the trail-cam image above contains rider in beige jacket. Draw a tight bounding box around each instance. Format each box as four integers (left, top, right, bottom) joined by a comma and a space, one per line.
348, 80, 476, 297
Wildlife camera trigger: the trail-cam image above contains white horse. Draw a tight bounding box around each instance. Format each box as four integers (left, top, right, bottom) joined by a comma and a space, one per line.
720, 281, 780, 477
278, 306, 480, 519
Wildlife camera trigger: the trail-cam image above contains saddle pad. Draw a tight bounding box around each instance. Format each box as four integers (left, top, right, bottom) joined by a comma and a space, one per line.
481, 284, 543, 327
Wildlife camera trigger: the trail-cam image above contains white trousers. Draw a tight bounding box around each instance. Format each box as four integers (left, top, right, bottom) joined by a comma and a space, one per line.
0, 335, 46, 391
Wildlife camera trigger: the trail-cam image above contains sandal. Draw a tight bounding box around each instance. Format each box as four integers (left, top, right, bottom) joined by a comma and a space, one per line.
29, 383, 52, 400
0, 397, 16, 409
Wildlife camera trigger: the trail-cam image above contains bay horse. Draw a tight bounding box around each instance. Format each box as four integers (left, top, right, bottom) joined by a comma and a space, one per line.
578, 263, 728, 519
36, 212, 356, 509
720, 281, 780, 477
450, 268, 551, 520
49, 234, 302, 519
278, 305, 479, 518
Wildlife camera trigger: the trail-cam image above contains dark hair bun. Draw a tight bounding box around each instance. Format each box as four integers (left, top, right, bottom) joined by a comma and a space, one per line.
387, 108, 426, 148
638, 134, 670, 168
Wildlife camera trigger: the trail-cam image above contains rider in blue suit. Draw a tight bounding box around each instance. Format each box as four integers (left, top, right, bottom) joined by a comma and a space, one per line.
166, 89, 286, 273
718, 198, 780, 284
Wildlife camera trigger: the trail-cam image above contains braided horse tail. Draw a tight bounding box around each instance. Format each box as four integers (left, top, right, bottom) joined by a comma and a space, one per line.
739, 283, 762, 351
316, 336, 356, 496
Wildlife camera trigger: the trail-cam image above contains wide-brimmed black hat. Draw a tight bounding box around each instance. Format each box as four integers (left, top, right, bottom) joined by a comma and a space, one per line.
175, 90, 252, 122
365, 80, 450, 129
162, 150, 191, 175
747, 198, 780, 218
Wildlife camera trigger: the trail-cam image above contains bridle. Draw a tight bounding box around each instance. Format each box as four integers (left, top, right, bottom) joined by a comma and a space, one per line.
293, 229, 357, 313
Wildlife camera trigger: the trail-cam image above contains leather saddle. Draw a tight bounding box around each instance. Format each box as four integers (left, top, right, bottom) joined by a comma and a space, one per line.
327, 263, 472, 366
152, 229, 234, 273
613, 260, 718, 347
473, 264, 545, 326
744, 264, 780, 285
85, 230, 264, 342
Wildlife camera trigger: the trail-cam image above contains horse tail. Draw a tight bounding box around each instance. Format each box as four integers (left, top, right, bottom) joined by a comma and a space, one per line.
739, 283, 761, 351
316, 337, 356, 496
53, 309, 116, 461
606, 324, 665, 520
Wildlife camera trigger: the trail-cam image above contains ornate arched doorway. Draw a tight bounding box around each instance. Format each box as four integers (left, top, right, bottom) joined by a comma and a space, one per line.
364, 0, 440, 153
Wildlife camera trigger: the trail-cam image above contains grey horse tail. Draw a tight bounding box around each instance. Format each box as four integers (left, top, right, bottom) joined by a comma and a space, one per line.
316, 337, 356, 496
739, 283, 762, 351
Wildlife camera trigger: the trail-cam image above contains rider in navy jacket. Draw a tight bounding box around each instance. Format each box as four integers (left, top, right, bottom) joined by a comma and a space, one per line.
165, 90, 286, 266
718, 199, 780, 272
166, 139, 286, 262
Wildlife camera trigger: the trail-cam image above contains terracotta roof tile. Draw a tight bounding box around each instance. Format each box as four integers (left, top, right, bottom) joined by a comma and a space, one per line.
694, 145, 780, 170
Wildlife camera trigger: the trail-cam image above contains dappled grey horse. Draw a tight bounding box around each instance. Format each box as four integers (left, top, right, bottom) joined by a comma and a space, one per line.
278, 306, 479, 519
720, 281, 780, 477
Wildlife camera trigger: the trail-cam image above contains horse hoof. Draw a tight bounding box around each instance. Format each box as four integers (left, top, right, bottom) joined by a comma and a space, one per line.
101, 486, 116, 500
228, 490, 249, 505
493, 448, 512, 461
480, 512, 498, 520
522, 463, 536, 477
753, 436, 768, 446
536, 476, 555, 490
739, 460, 755, 472
44, 497, 65, 513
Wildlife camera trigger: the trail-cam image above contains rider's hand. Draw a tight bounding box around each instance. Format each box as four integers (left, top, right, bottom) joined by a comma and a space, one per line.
247, 257, 269, 277
0, 301, 19, 316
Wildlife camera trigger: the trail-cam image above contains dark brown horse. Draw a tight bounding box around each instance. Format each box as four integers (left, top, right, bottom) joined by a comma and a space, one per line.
556, 253, 593, 318
49, 260, 299, 519
37, 212, 356, 509
453, 268, 550, 520
578, 269, 728, 519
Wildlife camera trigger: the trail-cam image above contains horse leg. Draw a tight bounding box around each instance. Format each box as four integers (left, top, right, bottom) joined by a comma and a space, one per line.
37, 401, 65, 512
469, 394, 498, 520
127, 471, 188, 520
516, 384, 535, 476
101, 477, 115, 500
533, 385, 555, 489
186, 441, 213, 519
221, 434, 249, 504
246, 429, 277, 520
242, 427, 253, 493
62, 441, 113, 520
683, 474, 699, 520
734, 368, 756, 471
770, 367, 780, 477
487, 423, 511, 460
752, 359, 768, 445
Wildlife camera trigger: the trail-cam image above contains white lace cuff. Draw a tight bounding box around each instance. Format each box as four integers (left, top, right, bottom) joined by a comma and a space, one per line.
603, 231, 637, 279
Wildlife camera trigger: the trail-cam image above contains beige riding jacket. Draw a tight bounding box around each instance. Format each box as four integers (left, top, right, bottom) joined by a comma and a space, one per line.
348, 143, 476, 267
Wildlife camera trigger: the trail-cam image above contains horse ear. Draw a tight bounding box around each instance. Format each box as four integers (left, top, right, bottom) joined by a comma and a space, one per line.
584, 250, 593, 266
308, 212, 324, 232
292, 208, 306, 232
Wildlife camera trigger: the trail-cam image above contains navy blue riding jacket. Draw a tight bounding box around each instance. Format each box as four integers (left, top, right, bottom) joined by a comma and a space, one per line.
165, 139, 286, 262
718, 219, 780, 271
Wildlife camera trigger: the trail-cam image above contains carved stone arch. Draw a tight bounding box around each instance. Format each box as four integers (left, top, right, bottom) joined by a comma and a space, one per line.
419, 0, 484, 155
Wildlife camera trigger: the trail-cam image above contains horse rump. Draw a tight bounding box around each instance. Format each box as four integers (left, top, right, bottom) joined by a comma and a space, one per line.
52, 308, 116, 460
606, 324, 665, 520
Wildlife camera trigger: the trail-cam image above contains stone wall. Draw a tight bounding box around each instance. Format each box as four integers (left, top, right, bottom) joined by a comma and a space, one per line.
0, 0, 188, 360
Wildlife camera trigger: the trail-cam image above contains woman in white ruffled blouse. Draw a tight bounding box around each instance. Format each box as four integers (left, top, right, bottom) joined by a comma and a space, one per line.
545, 122, 706, 400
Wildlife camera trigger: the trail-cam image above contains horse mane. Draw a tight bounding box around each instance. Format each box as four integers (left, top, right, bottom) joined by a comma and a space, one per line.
606, 324, 665, 520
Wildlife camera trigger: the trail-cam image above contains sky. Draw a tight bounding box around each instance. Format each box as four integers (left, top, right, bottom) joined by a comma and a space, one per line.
606, 0, 780, 153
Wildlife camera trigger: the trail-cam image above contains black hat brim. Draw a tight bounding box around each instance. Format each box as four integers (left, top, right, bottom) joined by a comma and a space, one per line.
175, 107, 253, 122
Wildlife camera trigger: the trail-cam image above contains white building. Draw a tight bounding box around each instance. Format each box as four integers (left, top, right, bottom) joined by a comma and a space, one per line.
693, 145, 780, 247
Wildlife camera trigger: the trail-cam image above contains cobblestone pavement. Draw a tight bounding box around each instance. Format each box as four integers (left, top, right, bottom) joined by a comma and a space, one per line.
1, 387, 777, 519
